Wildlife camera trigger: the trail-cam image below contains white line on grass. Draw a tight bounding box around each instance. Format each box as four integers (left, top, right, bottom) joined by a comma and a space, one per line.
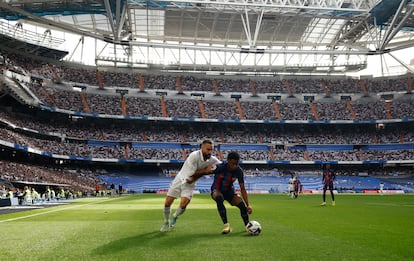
0, 197, 119, 223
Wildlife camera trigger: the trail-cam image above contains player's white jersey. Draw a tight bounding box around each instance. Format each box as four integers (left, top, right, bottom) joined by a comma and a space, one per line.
288, 177, 295, 191
175, 149, 220, 182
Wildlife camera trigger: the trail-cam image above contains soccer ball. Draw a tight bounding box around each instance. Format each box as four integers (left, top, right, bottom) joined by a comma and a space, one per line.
246, 220, 261, 236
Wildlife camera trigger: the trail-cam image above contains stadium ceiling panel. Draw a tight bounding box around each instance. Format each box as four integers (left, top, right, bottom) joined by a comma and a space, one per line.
0, 0, 414, 74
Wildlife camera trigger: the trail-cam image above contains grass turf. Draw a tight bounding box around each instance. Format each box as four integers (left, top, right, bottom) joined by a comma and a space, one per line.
0, 194, 413, 261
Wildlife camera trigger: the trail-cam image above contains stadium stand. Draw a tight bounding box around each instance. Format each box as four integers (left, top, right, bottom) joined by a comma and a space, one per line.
1, 47, 414, 197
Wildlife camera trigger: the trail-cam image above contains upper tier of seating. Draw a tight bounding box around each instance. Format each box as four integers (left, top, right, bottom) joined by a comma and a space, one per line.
2, 49, 413, 95
1, 49, 413, 122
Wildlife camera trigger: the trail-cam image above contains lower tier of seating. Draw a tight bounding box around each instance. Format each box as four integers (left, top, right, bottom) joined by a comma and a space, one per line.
99, 174, 414, 194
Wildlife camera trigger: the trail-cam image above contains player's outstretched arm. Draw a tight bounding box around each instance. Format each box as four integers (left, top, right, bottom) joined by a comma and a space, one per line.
186, 165, 216, 184
239, 183, 252, 214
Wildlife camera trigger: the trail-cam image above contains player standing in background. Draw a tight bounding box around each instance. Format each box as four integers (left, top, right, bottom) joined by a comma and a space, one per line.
110, 182, 115, 197
321, 164, 336, 206
288, 173, 295, 198
288, 172, 295, 198
379, 182, 384, 195
293, 175, 302, 199
210, 151, 252, 234
160, 140, 221, 232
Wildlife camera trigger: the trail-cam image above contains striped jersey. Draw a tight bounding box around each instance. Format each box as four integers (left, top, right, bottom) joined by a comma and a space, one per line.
322, 170, 335, 185
211, 162, 244, 192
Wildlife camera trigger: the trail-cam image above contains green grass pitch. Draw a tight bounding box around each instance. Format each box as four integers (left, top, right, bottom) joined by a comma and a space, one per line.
0, 194, 413, 261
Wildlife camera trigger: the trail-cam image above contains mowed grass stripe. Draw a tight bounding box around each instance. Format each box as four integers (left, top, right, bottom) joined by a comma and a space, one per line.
0, 194, 413, 261
0, 196, 122, 223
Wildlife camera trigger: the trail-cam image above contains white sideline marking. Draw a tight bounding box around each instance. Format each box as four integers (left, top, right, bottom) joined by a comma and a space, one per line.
0, 198, 118, 223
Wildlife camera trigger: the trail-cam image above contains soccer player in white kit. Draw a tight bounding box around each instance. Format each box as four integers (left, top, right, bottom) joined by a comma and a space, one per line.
160, 140, 221, 232
288, 174, 295, 198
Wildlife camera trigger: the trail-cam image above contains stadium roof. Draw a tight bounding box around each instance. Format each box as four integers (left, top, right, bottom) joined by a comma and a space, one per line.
0, 0, 414, 74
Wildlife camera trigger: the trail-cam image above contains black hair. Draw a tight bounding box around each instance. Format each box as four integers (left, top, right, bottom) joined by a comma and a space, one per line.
201, 140, 213, 145
227, 151, 240, 161
322, 164, 331, 171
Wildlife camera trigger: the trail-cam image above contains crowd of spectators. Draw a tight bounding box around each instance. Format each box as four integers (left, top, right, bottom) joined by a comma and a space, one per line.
165, 98, 201, 118
315, 101, 353, 120
126, 96, 163, 117
42, 67, 414, 94
24, 82, 414, 120
306, 149, 414, 161
2, 49, 413, 122
0, 160, 101, 193
24, 83, 414, 120
2, 50, 412, 96
1, 49, 413, 191
1, 115, 413, 161
2, 110, 412, 145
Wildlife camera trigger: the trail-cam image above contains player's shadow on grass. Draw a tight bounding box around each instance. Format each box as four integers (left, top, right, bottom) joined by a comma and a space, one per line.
93, 230, 222, 255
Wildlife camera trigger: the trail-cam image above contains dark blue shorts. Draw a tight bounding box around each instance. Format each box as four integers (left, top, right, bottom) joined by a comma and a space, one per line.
212, 189, 237, 202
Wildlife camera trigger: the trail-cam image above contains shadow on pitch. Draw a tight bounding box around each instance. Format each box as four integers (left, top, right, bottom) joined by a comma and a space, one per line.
93, 229, 219, 255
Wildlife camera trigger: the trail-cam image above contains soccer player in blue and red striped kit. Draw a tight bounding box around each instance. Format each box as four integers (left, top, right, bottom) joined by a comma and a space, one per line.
210, 151, 252, 234
321, 163, 336, 206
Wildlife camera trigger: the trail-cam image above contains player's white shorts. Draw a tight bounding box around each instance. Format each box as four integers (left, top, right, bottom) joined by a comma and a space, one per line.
167, 176, 196, 199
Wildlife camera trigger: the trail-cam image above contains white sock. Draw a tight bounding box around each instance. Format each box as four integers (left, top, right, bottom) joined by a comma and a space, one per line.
174, 206, 186, 218
163, 206, 171, 223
